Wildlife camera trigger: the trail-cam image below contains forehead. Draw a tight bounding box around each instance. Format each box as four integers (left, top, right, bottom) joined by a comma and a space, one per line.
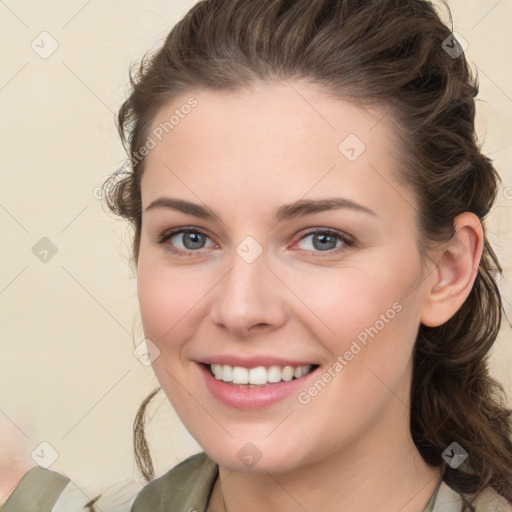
141, 82, 413, 221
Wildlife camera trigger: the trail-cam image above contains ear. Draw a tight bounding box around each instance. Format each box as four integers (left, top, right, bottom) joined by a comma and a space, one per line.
420, 212, 484, 327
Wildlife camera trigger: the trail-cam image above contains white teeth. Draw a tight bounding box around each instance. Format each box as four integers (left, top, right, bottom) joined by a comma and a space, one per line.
248, 366, 267, 385
209, 363, 313, 385
212, 364, 222, 379
232, 366, 249, 384
282, 366, 294, 382
267, 365, 281, 383
222, 364, 233, 382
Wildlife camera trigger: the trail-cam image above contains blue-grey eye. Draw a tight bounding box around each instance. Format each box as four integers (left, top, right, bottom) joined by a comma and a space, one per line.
170, 230, 212, 250
297, 231, 345, 251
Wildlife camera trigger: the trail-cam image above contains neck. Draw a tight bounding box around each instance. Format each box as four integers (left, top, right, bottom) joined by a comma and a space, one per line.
209, 394, 441, 512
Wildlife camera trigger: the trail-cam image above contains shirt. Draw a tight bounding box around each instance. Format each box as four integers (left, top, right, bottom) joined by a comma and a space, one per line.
2, 452, 511, 511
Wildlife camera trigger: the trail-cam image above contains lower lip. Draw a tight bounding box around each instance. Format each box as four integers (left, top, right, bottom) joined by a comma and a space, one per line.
198, 363, 318, 410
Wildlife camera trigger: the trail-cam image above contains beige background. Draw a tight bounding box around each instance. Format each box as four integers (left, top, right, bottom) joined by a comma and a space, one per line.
1, 0, 511, 497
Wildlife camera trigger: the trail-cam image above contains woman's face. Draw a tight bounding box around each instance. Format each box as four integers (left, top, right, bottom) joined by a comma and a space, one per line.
137, 82, 435, 473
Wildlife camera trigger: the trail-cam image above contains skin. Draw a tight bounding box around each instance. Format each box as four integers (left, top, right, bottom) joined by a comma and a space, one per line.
0, 414, 37, 505
137, 81, 483, 512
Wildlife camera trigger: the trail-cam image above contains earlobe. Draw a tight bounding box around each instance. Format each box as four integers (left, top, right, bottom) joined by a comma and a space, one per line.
420, 212, 484, 327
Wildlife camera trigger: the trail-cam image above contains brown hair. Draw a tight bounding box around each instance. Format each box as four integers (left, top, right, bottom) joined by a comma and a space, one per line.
102, 0, 512, 506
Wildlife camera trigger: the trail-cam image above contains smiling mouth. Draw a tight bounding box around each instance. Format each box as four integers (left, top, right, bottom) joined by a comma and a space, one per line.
205, 363, 319, 386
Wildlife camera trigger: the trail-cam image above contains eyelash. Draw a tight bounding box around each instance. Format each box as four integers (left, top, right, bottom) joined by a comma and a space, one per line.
154, 227, 355, 258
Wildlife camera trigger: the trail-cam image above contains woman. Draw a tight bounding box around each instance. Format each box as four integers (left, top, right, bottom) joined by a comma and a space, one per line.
2, 0, 511, 510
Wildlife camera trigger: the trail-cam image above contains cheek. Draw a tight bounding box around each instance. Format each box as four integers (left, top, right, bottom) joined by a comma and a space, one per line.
286, 258, 421, 349
136, 257, 211, 350
284, 258, 424, 413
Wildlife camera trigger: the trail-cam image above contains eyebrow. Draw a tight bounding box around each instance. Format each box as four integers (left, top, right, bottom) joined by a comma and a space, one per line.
144, 196, 377, 222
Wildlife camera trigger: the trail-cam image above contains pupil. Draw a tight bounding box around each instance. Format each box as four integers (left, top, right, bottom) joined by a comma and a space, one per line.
313, 233, 336, 251
184, 232, 205, 249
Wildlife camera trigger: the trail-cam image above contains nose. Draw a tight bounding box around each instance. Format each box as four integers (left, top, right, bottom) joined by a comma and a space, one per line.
209, 251, 289, 338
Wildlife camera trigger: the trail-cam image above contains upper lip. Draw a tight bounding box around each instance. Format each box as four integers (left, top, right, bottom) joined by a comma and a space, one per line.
199, 355, 318, 368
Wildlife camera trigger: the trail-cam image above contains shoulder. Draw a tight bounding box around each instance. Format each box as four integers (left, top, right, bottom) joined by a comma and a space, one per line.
1, 467, 70, 512
433, 481, 512, 512
472, 486, 512, 512
130, 451, 218, 512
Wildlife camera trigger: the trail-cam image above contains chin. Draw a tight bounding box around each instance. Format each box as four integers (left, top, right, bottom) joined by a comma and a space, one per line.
197, 434, 310, 474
